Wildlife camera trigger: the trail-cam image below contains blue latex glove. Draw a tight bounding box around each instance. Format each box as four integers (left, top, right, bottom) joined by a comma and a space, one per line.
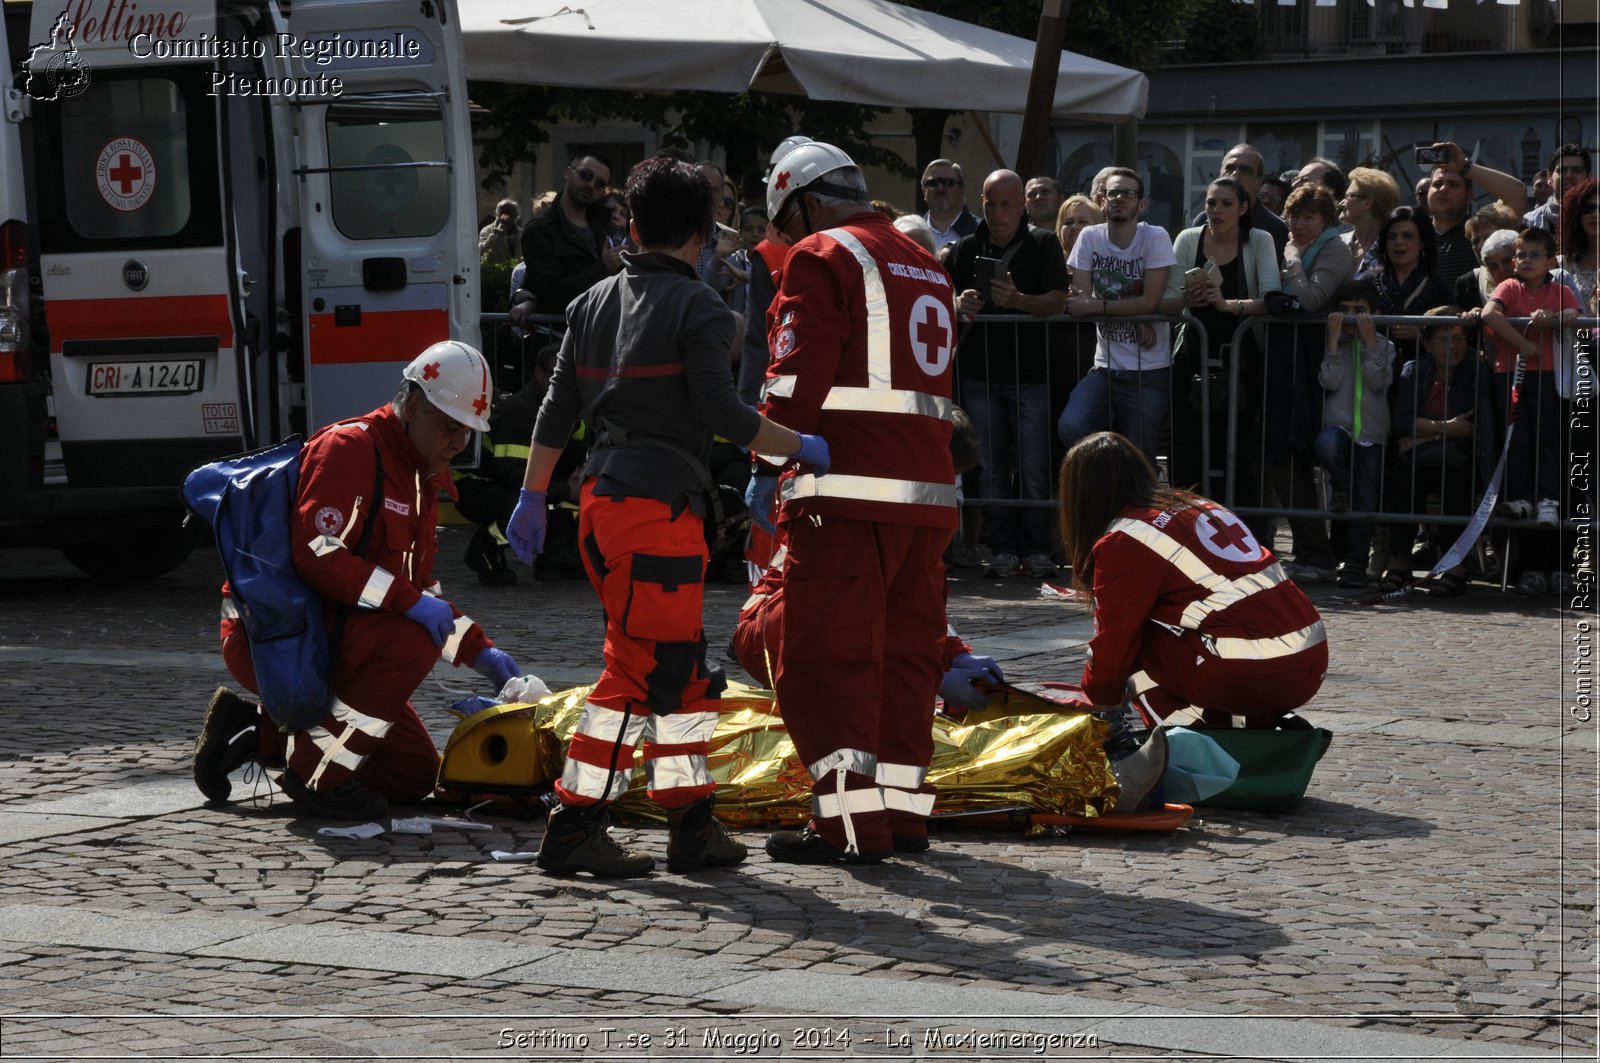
938, 665, 991, 712
951, 652, 1004, 685
793, 432, 830, 474
744, 475, 779, 534
473, 647, 521, 691
403, 595, 455, 647
506, 487, 548, 565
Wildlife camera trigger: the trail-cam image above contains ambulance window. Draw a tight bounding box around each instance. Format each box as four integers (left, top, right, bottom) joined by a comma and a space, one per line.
36, 68, 222, 252
326, 100, 449, 240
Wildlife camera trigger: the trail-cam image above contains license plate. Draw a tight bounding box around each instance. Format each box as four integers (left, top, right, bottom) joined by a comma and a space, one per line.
87, 360, 204, 396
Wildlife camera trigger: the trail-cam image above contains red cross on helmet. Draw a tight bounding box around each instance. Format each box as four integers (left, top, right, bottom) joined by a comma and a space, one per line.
766, 139, 858, 220
402, 340, 492, 432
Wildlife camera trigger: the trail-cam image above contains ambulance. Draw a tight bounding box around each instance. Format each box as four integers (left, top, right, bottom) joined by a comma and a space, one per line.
0, 0, 479, 577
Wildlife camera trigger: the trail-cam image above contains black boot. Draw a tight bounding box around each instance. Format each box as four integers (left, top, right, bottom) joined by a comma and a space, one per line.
193, 686, 260, 804
536, 805, 655, 878
666, 797, 747, 872
277, 770, 390, 822
464, 528, 517, 586
765, 822, 891, 865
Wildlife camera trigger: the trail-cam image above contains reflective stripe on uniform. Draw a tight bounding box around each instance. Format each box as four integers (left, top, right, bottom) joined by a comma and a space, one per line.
358, 567, 395, 610
491, 441, 531, 461
220, 598, 239, 621
561, 759, 636, 802
1208, 620, 1327, 661
575, 704, 651, 744
762, 374, 797, 401
646, 753, 711, 793
875, 761, 928, 790
881, 788, 935, 816
808, 747, 877, 781
821, 387, 953, 418
816, 786, 887, 820
440, 613, 473, 662
784, 472, 957, 509
1106, 517, 1286, 630
301, 698, 392, 788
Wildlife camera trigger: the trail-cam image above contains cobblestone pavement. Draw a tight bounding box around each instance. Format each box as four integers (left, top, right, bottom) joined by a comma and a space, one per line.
0, 526, 1594, 1061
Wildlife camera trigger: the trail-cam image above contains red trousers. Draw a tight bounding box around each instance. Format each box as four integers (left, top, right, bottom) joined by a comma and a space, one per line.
769, 516, 951, 855
221, 609, 441, 801
555, 484, 723, 811
1132, 624, 1328, 728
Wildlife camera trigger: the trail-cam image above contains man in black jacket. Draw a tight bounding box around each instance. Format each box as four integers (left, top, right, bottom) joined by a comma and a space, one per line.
518, 153, 624, 315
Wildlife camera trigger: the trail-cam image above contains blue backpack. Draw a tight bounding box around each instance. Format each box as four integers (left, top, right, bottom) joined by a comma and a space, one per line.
183, 435, 381, 731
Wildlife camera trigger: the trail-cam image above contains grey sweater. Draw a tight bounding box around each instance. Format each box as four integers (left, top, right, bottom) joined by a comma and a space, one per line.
1318, 333, 1395, 446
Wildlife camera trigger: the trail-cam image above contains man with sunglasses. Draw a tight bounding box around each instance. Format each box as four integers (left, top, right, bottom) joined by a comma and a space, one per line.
920, 159, 978, 254
517, 153, 623, 316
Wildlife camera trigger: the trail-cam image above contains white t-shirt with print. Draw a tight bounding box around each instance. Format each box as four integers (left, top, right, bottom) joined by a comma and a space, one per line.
1067, 222, 1176, 371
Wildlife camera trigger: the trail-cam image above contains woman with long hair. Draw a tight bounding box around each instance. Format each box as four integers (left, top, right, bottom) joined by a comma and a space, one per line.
1058, 432, 1326, 728
1157, 175, 1280, 492
1558, 177, 1599, 313
1373, 206, 1452, 363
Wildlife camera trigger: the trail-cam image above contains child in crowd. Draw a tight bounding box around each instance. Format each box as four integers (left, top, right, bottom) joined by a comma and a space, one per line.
1315, 279, 1397, 589
1480, 228, 1580, 530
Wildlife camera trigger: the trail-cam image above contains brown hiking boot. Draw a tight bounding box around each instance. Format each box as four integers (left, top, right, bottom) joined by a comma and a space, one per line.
666, 797, 747, 872
536, 806, 655, 878
193, 686, 260, 804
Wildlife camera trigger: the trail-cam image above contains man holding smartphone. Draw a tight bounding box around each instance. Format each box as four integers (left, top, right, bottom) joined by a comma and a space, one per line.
949, 169, 1070, 579
1420, 140, 1526, 288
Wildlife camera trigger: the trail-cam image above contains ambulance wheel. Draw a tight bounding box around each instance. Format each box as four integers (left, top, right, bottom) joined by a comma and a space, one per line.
59, 517, 195, 581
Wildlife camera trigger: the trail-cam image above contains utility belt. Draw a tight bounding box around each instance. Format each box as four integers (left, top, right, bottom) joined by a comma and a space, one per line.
591, 417, 743, 553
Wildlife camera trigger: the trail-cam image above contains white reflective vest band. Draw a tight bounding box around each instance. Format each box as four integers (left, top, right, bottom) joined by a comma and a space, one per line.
1106, 517, 1278, 630
741, 590, 767, 612
816, 786, 887, 820
358, 567, 395, 610
762, 373, 798, 401
561, 758, 636, 802
647, 753, 712, 793
1208, 620, 1327, 661
882, 787, 936, 817
330, 698, 395, 738
575, 703, 650, 745
1180, 566, 1284, 630
875, 761, 928, 790
821, 387, 954, 419
306, 492, 364, 558
820, 227, 892, 389
440, 614, 473, 663
301, 725, 369, 787
652, 708, 719, 747
808, 747, 877, 781
220, 598, 239, 621
783, 472, 958, 509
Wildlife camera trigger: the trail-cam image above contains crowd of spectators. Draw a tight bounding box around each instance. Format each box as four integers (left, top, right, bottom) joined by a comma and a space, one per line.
478, 136, 1595, 598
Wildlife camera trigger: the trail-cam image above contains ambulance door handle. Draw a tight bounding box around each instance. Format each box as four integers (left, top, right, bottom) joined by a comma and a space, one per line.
238, 269, 253, 297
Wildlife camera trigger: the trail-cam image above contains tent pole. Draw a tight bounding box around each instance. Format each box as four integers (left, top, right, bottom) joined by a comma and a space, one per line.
967, 110, 1007, 170
1014, 0, 1068, 178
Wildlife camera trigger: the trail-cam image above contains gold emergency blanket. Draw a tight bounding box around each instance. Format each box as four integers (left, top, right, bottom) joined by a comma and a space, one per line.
438, 683, 1117, 826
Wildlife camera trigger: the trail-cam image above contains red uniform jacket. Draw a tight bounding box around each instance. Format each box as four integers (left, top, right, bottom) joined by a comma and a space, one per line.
761, 210, 957, 528
1083, 500, 1325, 705
290, 404, 491, 668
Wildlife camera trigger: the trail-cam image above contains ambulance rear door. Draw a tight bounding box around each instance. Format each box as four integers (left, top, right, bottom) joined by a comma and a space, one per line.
27, 0, 251, 498
284, 0, 479, 433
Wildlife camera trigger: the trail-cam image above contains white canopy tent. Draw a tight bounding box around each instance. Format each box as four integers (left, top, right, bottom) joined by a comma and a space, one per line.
458, 0, 1148, 124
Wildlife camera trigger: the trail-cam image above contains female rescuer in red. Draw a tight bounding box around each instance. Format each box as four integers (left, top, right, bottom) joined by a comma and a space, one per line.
1059, 431, 1327, 728
743, 140, 959, 864
504, 155, 829, 879
193, 342, 523, 821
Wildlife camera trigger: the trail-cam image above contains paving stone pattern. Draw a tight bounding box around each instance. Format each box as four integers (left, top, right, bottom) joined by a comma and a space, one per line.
0, 527, 1593, 1060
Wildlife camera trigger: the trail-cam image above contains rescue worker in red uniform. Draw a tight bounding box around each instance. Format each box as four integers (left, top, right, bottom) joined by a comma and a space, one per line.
504, 155, 829, 879
1058, 431, 1327, 728
193, 342, 523, 821
745, 141, 959, 864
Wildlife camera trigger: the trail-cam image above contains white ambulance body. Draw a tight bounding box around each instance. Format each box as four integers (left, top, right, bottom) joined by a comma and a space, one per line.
0, 0, 478, 577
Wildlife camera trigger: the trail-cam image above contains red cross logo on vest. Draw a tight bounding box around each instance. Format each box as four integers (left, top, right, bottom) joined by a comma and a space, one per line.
908, 294, 953, 376
422, 361, 441, 381
1195, 508, 1262, 564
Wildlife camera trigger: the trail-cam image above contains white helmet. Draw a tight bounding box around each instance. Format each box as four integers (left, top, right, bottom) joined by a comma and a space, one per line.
768, 135, 812, 172
766, 140, 858, 220
403, 340, 492, 432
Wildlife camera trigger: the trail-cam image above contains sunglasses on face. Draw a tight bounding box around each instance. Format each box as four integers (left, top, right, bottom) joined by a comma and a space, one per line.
572, 167, 608, 187
923, 177, 960, 189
